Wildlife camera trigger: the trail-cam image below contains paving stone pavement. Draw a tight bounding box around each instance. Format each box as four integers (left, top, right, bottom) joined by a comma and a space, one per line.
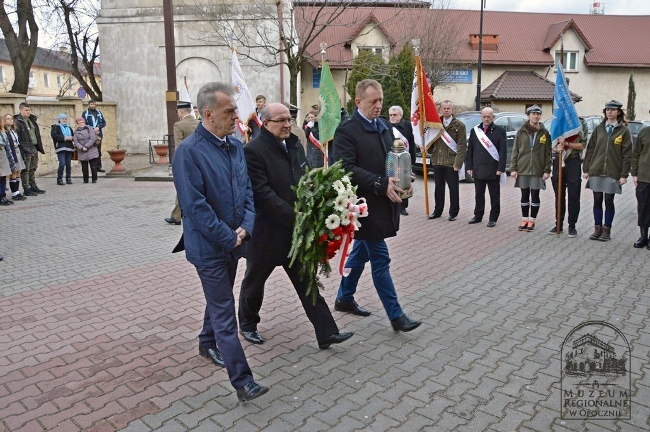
1, 171, 649, 431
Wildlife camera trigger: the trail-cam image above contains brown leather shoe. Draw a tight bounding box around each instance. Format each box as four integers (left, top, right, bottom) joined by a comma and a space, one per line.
589, 225, 603, 240
599, 226, 611, 242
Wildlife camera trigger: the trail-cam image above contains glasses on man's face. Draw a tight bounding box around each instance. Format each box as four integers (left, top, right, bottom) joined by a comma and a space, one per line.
266, 118, 292, 125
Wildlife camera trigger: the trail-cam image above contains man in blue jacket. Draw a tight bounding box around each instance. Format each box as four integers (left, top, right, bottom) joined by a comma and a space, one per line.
172, 82, 268, 402
82, 100, 107, 172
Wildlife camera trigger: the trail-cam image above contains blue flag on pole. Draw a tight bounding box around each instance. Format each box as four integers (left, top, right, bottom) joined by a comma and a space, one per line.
551, 65, 582, 145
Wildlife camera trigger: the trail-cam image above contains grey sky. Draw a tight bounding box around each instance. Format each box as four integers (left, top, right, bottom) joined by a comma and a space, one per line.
454, 0, 650, 15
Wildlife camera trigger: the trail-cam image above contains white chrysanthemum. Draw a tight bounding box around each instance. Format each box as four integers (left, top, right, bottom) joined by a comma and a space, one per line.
334, 194, 348, 212
332, 180, 345, 193
325, 214, 341, 230
341, 175, 351, 186
340, 209, 351, 226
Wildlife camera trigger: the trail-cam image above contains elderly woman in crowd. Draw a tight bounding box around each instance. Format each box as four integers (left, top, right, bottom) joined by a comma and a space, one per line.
3, 114, 25, 201
73, 117, 99, 184
51, 113, 76, 185
0, 116, 17, 205
583, 100, 632, 242
509, 105, 552, 232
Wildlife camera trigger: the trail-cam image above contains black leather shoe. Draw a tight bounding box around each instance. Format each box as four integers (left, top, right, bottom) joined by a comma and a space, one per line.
23, 190, 37, 197
334, 299, 371, 316
66, 179, 73, 185
32, 187, 46, 194
448, 215, 457, 221
240, 329, 264, 344
236, 381, 269, 402
97, 168, 106, 173
391, 314, 422, 332
57, 180, 65, 185
633, 237, 648, 248
198, 345, 225, 367
164, 217, 181, 225
400, 208, 409, 216
487, 221, 497, 228
468, 216, 482, 224
318, 332, 354, 349
428, 213, 442, 220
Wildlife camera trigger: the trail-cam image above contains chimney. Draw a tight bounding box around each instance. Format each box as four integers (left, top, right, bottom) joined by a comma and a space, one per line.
469, 34, 499, 51
59, 45, 69, 54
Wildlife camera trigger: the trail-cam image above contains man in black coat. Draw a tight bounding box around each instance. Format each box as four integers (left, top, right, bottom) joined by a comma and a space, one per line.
388, 105, 416, 216
238, 102, 353, 350
14, 102, 46, 196
466, 107, 507, 227
331, 79, 421, 333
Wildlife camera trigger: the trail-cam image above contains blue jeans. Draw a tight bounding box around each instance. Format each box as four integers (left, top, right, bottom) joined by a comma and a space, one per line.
57, 151, 73, 181
337, 239, 403, 320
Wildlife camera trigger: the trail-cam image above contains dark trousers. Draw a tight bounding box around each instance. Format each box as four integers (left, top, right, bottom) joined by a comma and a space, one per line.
57, 151, 73, 181
636, 181, 650, 227
473, 178, 500, 222
432, 165, 460, 217
551, 156, 581, 227
238, 258, 339, 344
20, 152, 39, 190
96, 141, 102, 169
80, 158, 99, 182
195, 260, 253, 390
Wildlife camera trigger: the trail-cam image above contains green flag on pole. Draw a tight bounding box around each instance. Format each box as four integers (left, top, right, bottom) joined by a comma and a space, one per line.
318, 61, 341, 147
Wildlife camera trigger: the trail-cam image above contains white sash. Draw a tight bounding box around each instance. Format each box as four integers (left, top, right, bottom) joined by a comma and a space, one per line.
440, 130, 458, 153
474, 125, 499, 161
474, 125, 506, 186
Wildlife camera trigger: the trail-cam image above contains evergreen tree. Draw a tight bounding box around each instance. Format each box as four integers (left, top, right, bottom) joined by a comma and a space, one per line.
345, 51, 386, 114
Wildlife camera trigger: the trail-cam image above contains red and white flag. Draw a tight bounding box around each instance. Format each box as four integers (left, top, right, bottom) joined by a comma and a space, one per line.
410, 56, 443, 151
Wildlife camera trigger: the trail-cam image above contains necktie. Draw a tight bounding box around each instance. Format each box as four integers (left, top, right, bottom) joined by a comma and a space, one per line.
606, 125, 613, 136
370, 120, 378, 131
281, 142, 288, 153
484, 125, 488, 133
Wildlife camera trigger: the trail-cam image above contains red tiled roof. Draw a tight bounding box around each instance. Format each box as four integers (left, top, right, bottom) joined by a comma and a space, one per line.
296, 8, 650, 69
480, 71, 582, 102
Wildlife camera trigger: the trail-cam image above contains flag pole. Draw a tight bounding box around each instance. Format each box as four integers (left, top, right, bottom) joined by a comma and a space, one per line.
413, 44, 430, 216
555, 39, 564, 234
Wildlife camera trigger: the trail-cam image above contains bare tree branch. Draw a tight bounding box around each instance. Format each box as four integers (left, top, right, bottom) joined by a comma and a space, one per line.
0, 0, 39, 93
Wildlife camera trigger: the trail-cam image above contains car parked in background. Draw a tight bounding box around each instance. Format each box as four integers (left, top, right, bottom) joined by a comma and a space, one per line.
413, 110, 528, 179
626, 120, 644, 146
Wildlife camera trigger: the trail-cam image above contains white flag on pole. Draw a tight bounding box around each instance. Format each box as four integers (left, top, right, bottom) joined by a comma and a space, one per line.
231, 48, 256, 134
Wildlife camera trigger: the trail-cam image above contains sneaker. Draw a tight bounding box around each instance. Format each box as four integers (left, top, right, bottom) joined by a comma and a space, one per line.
548, 226, 563, 234
567, 226, 577, 238
12, 194, 26, 201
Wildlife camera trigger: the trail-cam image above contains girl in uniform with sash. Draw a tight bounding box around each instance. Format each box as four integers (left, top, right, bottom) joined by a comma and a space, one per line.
582, 100, 632, 242
510, 105, 552, 232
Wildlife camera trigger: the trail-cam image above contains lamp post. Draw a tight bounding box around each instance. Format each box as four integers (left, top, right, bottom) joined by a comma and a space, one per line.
475, 0, 485, 110
163, 0, 178, 162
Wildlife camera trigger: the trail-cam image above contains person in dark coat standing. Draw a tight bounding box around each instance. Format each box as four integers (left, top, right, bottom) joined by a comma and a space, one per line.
388, 105, 416, 216
237, 102, 353, 349
172, 82, 268, 402
466, 107, 507, 227
332, 79, 421, 333
14, 102, 45, 196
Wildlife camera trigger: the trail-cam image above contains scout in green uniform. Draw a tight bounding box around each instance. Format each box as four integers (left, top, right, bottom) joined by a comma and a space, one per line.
510, 105, 551, 232
582, 100, 632, 242
631, 126, 650, 249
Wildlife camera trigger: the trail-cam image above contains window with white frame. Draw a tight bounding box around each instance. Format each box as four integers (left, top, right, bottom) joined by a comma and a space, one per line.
555, 51, 579, 72
44, 73, 50, 87
358, 46, 383, 57
57, 75, 62, 87
0, 67, 4, 82
28, 71, 36, 88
